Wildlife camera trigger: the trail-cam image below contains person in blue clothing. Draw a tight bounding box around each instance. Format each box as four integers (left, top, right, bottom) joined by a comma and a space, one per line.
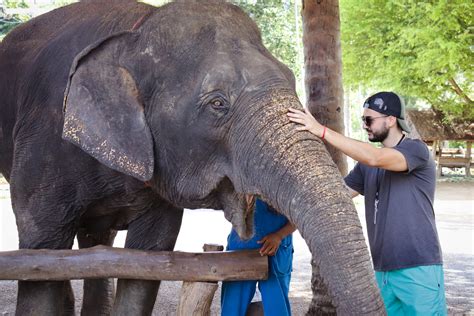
221, 198, 296, 316
288, 91, 447, 315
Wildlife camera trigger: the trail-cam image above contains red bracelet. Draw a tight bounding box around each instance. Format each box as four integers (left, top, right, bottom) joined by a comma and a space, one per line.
321, 126, 327, 139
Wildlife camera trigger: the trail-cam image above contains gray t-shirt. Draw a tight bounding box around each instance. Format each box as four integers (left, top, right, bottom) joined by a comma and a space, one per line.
344, 138, 442, 271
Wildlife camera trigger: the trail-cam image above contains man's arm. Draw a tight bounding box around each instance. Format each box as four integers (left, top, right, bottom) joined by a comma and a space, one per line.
258, 221, 296, 256
287, 108, 408, 172
346, 185, 359, 198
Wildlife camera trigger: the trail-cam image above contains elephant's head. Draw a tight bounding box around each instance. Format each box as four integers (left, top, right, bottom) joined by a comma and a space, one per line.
62, 2, 384, 313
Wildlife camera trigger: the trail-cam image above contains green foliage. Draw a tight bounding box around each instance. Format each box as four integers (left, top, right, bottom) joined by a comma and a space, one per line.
340, 0, 473, 122
0, 0, 29, 38
0, 17, 20, 39
4, 0, 28, 9
447, 140, 467, 149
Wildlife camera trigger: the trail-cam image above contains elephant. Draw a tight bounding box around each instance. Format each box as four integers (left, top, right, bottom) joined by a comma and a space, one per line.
0, 0, 385, 315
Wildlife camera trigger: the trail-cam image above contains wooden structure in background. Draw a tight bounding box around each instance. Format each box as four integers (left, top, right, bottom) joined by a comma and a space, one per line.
406, 109, 473, 176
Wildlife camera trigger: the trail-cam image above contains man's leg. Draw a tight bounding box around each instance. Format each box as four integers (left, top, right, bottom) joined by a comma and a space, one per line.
375, 271, 404, 315
258, 238, 293, 316
221, 280, 256, 316
389, 265, 447, 315
258, 274, 291, 316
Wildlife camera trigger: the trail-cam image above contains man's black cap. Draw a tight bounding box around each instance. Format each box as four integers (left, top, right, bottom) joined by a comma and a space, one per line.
363, 91, 411, 133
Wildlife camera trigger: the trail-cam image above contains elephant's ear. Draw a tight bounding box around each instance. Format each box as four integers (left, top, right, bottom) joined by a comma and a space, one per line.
63, 32, 154, 181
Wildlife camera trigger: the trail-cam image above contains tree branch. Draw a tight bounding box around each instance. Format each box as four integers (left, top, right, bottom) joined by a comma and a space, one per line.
448, 78, 473, 105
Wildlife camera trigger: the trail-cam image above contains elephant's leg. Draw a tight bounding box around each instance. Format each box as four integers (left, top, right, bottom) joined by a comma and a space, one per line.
9, 141, 87, 315
307, 259, 336, 315
112, 200, 184, 316
15, 218, 77, 315
63, 282, 76, 315
17, 281, 75, 316
77, 228, 117, 316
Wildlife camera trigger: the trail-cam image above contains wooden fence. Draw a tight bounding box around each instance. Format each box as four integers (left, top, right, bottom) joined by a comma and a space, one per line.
0, 244, 268, 315
429, 141, 472, 177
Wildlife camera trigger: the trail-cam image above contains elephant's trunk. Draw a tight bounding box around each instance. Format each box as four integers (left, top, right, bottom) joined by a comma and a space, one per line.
232, 91, 385, 314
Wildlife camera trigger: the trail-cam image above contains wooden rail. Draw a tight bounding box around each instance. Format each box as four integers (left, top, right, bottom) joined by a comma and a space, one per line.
0, 245, 268, 282
438, 156, 471, 168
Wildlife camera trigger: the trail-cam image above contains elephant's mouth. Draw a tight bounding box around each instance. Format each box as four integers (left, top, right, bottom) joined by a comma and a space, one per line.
170, 174, 255, 239
225, 206, 254, 240
215, 178, 255, 240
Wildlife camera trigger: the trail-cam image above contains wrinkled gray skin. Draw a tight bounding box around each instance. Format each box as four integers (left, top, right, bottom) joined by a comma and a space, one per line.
0, 1, 385, 315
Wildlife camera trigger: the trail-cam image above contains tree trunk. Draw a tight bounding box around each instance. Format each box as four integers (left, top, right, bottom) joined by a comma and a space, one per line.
302, 1, 346, 313
302, 0, 347, 176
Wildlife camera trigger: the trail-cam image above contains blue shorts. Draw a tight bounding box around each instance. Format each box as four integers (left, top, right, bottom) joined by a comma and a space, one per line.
375, 265, 447, 315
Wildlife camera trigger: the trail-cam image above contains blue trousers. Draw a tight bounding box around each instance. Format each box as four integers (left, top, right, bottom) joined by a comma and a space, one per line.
222, 200, 293, 316
221, 239, 293, 316
220, 268, 291, 316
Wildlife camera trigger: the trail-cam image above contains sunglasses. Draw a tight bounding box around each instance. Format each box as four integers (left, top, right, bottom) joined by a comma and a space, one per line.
361, 115, 388, 127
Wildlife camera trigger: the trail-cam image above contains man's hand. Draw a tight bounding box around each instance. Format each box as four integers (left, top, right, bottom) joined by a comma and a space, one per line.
257, 232, 282, 256
257, 222, 296, 256
287, 107, 324, 138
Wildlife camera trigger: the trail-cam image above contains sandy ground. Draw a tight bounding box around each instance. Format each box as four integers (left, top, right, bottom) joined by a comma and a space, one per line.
0, 180, 472, 315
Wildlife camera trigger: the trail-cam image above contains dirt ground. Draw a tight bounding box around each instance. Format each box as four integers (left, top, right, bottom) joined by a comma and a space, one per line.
0, 180, 472, 315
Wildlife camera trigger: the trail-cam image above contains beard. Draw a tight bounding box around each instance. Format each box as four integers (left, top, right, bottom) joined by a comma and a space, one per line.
367, 124, 390, 143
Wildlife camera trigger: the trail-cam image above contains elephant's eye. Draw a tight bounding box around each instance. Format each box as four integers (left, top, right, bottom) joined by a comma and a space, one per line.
200, 93, 229, 114
211, 99, 223, 108
209, 97, 227, 111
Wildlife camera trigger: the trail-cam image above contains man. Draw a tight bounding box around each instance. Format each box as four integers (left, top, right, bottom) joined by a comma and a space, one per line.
221, 199, 296, 316
287, 91, 446, 315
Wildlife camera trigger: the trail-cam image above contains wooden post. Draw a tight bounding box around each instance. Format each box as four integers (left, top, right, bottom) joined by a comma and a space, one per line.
177, 281, 218, 316
177, 244, 228, 316
431, 140, 438, 160
437, 140, 443, 177
466, 141, 472, 177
